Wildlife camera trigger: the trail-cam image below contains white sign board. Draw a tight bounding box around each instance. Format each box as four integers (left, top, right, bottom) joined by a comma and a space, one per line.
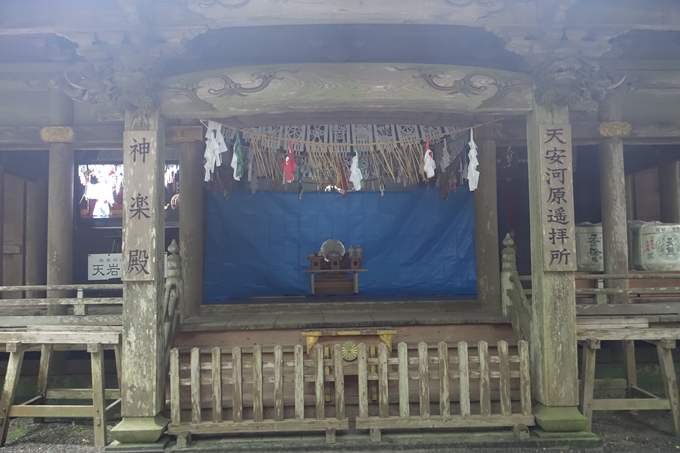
87, 253, 122, 281
88, 253, 167, 281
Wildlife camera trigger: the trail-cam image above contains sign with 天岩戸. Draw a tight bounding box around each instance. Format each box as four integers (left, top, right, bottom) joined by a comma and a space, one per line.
88, 253, 167, 281
87, 253, 121, 281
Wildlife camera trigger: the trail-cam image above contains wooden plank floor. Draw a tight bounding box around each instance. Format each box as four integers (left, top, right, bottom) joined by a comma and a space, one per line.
181, 299, 507, 332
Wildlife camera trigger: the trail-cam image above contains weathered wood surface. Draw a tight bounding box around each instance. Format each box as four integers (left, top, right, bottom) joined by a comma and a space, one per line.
478, 340, 491, 416
0, 284, 121, 291
294, 344, 304, 422
179, 137, 204, 319
167, 419, 349, 435
458, 341, 470, 417
168, 340, 533, 438
518, 341, 531, 416
212, 347, 223, 423
526, 101, 579, 408
333, 344, 345, 421
591, 398, 671, 411
576, 317, 649, 330
418, 342, 430, 418
314, 344, 325, 420
0, 315, 122, 328
4, 121, 680, 151
0, 298, 122, 306
161, 64, 532, 119
438, 342, 450, 418
0, 331, 120, 345
190, 348, 201, 424
657, 342, 680, 436
232, 347, 243, 423
378, 343, 389, 418
0, 350, 24, 446
577, 303, 680, 317
91, 347, 107, 446
170, 349, 181, 425
659, 156, 680, 224
358, 343, 368, 420
356, 414, 535, 429
474, 138, 501, 311
0, 125, 203, 150
599, 94, 629, 304
579, 339, 599, 430
577, 329, 680, 341
120, 110, 167, 419
252, 345, 263, 423
274, 345, 284, 422
44, 388, 120, 400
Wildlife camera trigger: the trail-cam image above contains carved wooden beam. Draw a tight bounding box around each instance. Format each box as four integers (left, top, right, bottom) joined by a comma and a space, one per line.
0, 125, 203, 150
1, 122, 679, 151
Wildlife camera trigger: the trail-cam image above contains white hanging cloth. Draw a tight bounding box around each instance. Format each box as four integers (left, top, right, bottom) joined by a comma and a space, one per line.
422, 138, 436, 179
203, 120, 228, 182
467, 128, 480, 191
349, 150, 365, 191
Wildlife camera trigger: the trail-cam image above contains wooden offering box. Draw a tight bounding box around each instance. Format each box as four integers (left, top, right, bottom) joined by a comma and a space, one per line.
304, 252, 366, 295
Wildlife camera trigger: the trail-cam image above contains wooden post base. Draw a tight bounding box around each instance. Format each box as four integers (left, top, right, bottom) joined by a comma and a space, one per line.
579, 338, 680, 437
0, 337, 121, 448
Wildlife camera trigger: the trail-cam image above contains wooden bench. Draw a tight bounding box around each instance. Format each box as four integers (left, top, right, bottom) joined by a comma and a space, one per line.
0, 327, 122, 447
577, 322, 680, 436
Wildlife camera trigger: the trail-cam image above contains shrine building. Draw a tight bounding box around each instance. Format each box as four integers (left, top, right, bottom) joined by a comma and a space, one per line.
0, 0, 680, 450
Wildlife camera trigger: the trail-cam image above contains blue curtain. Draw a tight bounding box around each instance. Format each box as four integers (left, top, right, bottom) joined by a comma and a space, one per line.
203, 188, 477, 301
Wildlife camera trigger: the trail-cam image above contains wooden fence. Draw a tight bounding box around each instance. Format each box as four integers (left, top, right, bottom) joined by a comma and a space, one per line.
167, 340, 532, 444
355, 341, 533, 441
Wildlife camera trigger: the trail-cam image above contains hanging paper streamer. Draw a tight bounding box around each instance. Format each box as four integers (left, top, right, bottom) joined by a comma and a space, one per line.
467, 128, 480, 191
349, 148, 365, 191
440, 138, 452, 171
231, 130, 244, 181
281, 140, 297, 183
204, 120, 228, 182
423, 138, 436, 179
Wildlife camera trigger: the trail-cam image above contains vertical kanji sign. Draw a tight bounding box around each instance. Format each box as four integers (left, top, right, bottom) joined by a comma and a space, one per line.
122, 131, 158, 281
539, 124, 576, 271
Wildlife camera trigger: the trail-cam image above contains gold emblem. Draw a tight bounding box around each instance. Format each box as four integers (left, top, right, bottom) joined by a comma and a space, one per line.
341, 342, 358, 362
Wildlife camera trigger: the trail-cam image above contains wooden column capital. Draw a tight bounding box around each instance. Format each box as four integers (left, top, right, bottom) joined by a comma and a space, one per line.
598, 121, 631, 138
172, 126, 203, 143
40, 126, 74, 143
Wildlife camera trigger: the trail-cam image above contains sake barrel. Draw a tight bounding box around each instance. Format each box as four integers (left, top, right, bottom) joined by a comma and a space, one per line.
631, 222, 680, 271
575, 223, 604, 272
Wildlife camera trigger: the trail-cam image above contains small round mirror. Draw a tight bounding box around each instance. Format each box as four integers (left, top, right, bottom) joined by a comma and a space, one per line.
319, 239, 345, 261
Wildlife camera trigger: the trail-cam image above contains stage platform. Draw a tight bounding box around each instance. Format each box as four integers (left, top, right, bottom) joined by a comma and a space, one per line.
180, 296, 508, 332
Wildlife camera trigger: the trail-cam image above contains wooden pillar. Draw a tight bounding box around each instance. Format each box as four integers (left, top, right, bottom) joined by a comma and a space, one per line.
599, 93, 629, 303
659, 154, 680, 224
46, 89, 74, 315
625, 175, 636, 270
0, 157, 5, 291
110, 109, 168, 444
474, 139, 501, 311
526, 100, 587, 431
25, 177, 48, 299
178, 125, 204, 319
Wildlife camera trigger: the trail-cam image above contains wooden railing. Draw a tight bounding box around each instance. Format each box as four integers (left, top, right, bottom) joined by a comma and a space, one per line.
574, 273, 680, 304
500, 233, 680, 312
355, 341, 533, 441
0, 283, 123, 327
167, 340, 533, 446
500, 234, 531, 342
